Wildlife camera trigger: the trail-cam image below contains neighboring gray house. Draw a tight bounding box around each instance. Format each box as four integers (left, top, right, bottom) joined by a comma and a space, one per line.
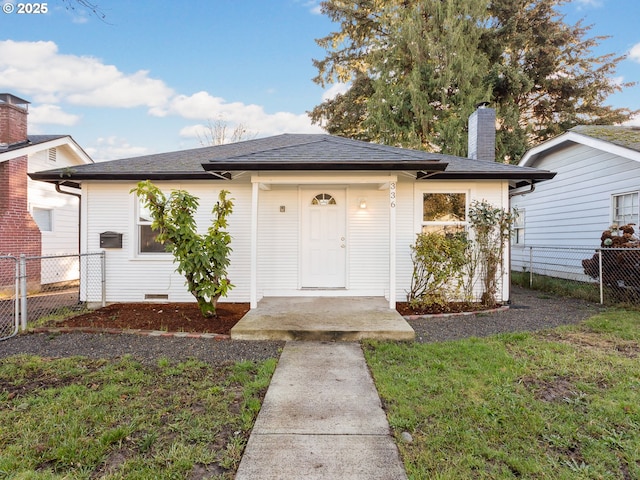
511, 125, 640, 280
31, 107, 553, 310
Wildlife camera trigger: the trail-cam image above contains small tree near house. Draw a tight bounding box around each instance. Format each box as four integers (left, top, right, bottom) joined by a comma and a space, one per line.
132, 181, 234, 317
467, 200, 513, 306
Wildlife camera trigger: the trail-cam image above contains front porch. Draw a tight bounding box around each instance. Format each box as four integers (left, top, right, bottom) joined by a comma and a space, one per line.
231, 296, 415, 341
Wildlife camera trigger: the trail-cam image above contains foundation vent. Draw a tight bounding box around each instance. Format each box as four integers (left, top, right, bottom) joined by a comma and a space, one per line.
144, 294, 169, 301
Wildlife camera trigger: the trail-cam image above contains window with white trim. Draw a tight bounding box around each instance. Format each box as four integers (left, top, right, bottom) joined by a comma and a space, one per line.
32, 207, 53, 232
137, 201, 167, 254
512, 208, 525, 245
612, 192, 639, 226
421, 192, 467, 234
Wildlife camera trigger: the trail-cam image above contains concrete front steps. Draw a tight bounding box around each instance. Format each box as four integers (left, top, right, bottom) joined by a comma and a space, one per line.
230, 297, 415, 342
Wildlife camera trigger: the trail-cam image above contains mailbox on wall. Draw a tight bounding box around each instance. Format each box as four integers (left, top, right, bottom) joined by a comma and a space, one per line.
100, 231, 123, 249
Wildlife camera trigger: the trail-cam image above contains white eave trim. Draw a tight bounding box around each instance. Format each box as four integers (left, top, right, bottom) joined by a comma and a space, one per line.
520, 131, 640, 167
0, 136, 94, 165
251, 173, 399, 185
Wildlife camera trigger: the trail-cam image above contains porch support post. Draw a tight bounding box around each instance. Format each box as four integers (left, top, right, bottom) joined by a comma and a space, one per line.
389, 176, 397, 309
250, 181, 259, 308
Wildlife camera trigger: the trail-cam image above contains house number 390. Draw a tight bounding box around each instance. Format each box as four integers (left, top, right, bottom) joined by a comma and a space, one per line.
390, 182, 396, 208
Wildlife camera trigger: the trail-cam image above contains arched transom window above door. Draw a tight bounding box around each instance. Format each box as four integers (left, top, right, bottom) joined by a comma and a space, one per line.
311, 193, 337, 206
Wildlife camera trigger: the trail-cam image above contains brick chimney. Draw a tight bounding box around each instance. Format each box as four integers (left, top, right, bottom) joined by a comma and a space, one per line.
468, 102, 496, 162
0, 93, 41, 279
0, 93, 29, 146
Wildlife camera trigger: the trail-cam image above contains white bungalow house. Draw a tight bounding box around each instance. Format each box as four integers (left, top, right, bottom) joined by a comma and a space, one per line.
0, 93, 93, 286
31, 106, 554, 309
511, 125, 640, 280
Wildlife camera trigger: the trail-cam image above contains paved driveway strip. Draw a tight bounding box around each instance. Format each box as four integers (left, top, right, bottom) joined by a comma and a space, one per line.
235, 341, 408, 479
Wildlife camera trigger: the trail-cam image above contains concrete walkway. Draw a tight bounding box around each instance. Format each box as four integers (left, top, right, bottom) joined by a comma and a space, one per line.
235, 341, 408, 479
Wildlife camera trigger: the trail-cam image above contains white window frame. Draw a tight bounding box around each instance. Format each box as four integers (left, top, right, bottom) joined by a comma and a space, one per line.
32, 206, 53, 232
512, 208, 525, 245
136, 199, 169, 255
612, 191, 639, 227
416, 190, 468, 235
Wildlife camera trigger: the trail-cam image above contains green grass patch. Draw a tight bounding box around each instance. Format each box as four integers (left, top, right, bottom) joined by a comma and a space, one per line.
0, 354, 277, 479
365, 309, 640, 479
511, 271, 602, 303
28, 305, 92, 329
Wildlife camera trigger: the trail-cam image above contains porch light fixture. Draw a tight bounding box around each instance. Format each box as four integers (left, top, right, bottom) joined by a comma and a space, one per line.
359, 199, 367, 209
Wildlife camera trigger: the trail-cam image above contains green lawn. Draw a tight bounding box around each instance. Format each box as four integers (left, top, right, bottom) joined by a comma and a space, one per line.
365, 309, 640, 479
2, 310, 639, 479
0, 355, 276, 479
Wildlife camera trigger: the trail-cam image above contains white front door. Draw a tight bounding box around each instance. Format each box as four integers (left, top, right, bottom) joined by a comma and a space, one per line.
301, 188, 347, 288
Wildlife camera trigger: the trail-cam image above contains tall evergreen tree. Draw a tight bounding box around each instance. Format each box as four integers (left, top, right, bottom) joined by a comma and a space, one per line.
311, 0, 636, 162
365, 0, 492, 154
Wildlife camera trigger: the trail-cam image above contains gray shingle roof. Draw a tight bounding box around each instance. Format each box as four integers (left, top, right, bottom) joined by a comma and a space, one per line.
0, 134, 68, 154
29, 133, 554, 184
570, 125, 640, 153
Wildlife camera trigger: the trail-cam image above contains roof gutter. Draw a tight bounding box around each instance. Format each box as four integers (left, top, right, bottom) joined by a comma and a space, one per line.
509, 180, 535, 198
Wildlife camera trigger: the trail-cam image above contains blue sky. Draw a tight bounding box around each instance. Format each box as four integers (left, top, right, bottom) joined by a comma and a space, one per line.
0, 0, 638, 161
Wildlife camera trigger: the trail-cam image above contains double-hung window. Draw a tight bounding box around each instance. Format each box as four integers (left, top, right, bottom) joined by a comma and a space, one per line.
612, 192, 639, 226
137, 201, 167, 254
421, 192, 467, 234
512, 208, 525, 245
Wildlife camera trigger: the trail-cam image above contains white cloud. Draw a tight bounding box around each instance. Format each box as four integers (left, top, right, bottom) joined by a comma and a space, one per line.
29, 104, 80, 126
157, 91, 324, 137
624, 113, 640, 127
85, 136, 151, 162
574, 0, 603, 7
322, 82, 350, 101
0, 40, 173, 109
630, 43, 640, 63
0, 40, 323, 143
295, 0, 323, 15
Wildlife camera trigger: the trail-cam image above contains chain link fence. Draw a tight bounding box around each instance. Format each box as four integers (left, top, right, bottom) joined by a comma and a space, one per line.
512, 245, 640, 304
0, 256, 19, 341
0, 252, 104, 340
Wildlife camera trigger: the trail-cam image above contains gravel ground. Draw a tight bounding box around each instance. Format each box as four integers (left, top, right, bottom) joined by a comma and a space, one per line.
409, 285, 607, 343
0, 286, 606, 364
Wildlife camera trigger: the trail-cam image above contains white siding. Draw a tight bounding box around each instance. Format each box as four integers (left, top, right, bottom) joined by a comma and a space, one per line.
256, 186, 300, 295
395, 178, 416, 303
84, 181, 252, 304
82, 175, 511, 305
28, 145, 85, 283
347, 186, 388, 294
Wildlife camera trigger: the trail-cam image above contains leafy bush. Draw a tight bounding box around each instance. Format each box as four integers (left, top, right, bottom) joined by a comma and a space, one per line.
407, 230, 469, 308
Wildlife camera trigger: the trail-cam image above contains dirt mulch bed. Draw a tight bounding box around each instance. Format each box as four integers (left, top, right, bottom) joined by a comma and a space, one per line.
51, 301, 497, 336
396, 301, 500, 316
53, 302, 250, 336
